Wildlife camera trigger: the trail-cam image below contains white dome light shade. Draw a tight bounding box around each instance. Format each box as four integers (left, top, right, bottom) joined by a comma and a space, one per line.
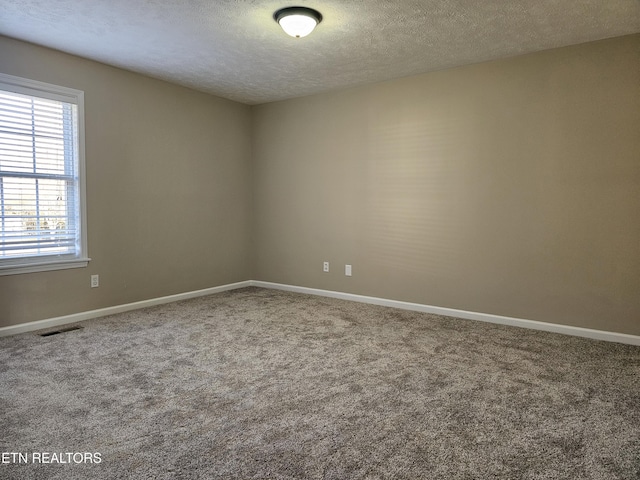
279, 14, 317, 38
274, 7, 322, 38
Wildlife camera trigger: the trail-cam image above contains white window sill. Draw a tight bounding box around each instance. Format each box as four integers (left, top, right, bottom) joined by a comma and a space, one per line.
0, 258, 91, 276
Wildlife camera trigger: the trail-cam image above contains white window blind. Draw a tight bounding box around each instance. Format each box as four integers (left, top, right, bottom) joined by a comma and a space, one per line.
0, 73, 88, 275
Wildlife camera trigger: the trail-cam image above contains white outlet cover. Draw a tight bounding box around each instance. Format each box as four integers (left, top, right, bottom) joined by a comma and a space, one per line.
345, 265, 352, 276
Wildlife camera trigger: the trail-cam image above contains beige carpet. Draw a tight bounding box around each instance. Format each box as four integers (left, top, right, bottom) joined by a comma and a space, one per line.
1, 287, 639, 479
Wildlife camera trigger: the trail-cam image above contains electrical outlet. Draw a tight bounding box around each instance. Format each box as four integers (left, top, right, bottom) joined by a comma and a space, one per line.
323, 261, 329, 272
91, 274, 99, 288
345, 265, 352, 276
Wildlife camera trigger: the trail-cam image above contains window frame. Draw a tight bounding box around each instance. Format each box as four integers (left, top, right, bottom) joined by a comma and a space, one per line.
0, 73, 89, 276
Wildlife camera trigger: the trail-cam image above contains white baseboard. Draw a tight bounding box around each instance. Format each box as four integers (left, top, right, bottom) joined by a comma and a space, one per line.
0, 280, 252, 337
2, 279, 639, 346
250, 281, 640, 346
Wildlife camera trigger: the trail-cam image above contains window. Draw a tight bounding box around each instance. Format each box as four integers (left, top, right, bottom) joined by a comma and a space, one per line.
0, 73, 88, 275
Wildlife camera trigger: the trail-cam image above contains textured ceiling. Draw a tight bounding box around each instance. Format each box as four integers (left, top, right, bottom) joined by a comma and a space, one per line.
1, 1, 639, 105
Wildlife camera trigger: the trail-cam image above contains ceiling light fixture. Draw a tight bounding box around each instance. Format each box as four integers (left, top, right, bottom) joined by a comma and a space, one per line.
274, 7, 322, 38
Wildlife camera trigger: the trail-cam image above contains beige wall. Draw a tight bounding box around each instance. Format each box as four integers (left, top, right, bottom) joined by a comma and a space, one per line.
0, 36, 253, 328
252, 34, 640, 335
1, 34, 638, 336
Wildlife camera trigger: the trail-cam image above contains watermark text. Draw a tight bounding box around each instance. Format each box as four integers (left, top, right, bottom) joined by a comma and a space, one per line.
1, 452, 101, 464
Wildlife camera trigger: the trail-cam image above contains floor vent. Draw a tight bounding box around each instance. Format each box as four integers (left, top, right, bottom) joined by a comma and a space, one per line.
39, 326, 83, 337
